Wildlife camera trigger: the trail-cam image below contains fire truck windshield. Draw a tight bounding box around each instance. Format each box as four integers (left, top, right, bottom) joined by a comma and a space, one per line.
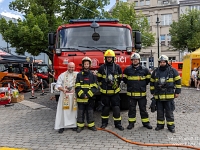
57, 26, 132, 51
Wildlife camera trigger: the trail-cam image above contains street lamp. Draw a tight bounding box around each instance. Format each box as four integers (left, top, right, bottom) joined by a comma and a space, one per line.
156, 14, 160, 59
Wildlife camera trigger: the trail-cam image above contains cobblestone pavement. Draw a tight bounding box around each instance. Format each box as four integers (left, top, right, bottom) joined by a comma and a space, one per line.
0, 87, 200, 150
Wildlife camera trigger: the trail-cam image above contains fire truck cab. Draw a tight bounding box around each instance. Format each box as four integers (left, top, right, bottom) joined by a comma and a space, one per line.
48, 19, 142, 110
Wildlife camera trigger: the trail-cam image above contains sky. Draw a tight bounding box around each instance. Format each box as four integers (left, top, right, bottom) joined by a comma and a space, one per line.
0, 0, 126, 19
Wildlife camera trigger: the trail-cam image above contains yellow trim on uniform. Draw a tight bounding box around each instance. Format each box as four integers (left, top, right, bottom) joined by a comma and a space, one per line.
77, 123, 85, 127
75, 83, 81, 87
154, 94, 174, 99
127, 76, 146, 80
157, 120, 165, 124
88, 122, 95, 127
127, 92, 146, 97
90, 83, 98, 88
77, 98, 89, 103
123, 74, 127, 78
174, 76, 181, 81
167, 121, 174, 125
150, 78, 155, 82
150, 86, 155, 90
88, 90, 94, 97
78, 90, 84, 97
166, 78, 174, 82
146, 75, 151, 78
101, 116, 109, 119
175, 85, 181, 88
141, 118, 149, 123
100, 88, 120, 94
128, 118, 136, 122
97, 73, 102, 77
113, 116, 122, 121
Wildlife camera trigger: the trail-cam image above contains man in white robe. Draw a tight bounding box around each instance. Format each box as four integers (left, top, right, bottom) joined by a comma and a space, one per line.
54, 62, 78, 133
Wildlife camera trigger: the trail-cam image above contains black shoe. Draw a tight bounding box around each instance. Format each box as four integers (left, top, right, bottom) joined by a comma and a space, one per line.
115, 125, 124, 131
58, 128, 64, 133
88, 126, 97, 131
155, 126, 164, 131
72, 127, 77, 131
127, 123, 134, 130
77, 127, 84, 133
100, 124, 107, 129
168, 128, 175, 133
143, 123, 153, 129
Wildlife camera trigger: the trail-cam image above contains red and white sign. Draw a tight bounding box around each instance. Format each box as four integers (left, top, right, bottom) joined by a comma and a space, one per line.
91, 58, 99, 67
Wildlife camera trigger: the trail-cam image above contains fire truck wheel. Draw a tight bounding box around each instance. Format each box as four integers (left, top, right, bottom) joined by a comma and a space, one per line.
120, 93, 129, 110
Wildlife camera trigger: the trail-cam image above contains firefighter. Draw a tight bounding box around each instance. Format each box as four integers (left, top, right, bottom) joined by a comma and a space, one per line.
97, 49, 124, 131
150, 55, 181, 133
123, 53, 152, 130
75, 56, 98, 133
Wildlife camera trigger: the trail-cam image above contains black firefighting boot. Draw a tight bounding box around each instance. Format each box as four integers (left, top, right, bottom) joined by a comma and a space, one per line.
168, 128, 175, 133
143, 123, 153, 129
101, 118, 108, 129
127, 122, 134, 130
88, 126, 97, 131
77, 127, 84, 133
114, 120, 124, 131
155, 125, 164, 131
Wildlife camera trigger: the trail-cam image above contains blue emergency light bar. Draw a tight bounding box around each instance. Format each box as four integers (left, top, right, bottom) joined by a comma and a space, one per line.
69, 19, 119, 23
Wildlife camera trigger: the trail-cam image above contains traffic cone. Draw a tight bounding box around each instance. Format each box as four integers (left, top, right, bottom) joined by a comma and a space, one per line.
13, 79, 16, 90
40, 79, 46, 96
5, 83, 14, 107
29, 80, 37, 99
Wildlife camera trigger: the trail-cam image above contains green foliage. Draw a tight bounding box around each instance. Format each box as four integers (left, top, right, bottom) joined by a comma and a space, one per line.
170, 9, 200, 52
103, 2, 155, 48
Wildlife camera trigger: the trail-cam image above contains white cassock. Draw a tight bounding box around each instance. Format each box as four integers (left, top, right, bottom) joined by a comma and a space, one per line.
54, 71, 78, 130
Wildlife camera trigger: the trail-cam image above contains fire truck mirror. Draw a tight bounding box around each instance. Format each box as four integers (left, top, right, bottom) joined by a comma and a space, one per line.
92, 32, 100, 41
133, 31, 141, 44
48, 32, 55, 45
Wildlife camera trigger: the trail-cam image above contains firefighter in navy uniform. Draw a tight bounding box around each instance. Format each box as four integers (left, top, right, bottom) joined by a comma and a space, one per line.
150, 55, 181, 133
123, 53, 152, 130
97, 49, 124, 131
75, 57, 98, 133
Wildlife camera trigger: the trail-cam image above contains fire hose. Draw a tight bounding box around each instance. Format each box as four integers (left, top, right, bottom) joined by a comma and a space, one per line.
96, 127, 200, 150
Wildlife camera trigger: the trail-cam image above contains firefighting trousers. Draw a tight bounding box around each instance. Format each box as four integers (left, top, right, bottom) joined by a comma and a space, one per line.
101, 93, 122, 126
156, 100, 175, 129
77, 99, 95, 128
128, 96, 150, 125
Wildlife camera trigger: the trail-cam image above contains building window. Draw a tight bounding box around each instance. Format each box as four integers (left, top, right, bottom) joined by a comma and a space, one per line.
190, 5, 200, 10
161, 14, 172, 25
146, 0, 150, 5
167, 34, 171, 45
160, 35, 165, 46
147, 16, 150, 25
135, 1, 138, 6
140, 0, 144, 6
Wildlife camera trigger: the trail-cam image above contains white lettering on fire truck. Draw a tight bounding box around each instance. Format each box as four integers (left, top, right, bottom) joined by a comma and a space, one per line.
116, 56, 126, 63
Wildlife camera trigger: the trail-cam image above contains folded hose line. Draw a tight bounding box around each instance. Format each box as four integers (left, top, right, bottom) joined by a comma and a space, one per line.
97, 127, 200, 150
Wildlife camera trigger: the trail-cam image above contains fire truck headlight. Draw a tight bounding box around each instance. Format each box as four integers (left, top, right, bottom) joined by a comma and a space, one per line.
56, 49, 61, 56
126, 47, 132, 52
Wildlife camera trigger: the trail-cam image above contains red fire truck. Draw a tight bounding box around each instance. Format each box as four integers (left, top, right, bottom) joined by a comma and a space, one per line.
48, 19, 142, 109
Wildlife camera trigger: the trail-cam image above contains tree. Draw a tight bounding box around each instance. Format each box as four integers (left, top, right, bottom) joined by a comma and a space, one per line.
0, 0, 109, 62
103, 2, 155, 48
169, 9, 200, 52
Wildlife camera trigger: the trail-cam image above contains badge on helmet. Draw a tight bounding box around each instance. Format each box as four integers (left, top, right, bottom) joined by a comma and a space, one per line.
158, 55, 168, 62
131, 53, 141, 60
104, 49, 115, 57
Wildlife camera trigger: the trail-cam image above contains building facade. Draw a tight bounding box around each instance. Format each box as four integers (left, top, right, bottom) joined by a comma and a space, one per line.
127, 0, 180, 67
